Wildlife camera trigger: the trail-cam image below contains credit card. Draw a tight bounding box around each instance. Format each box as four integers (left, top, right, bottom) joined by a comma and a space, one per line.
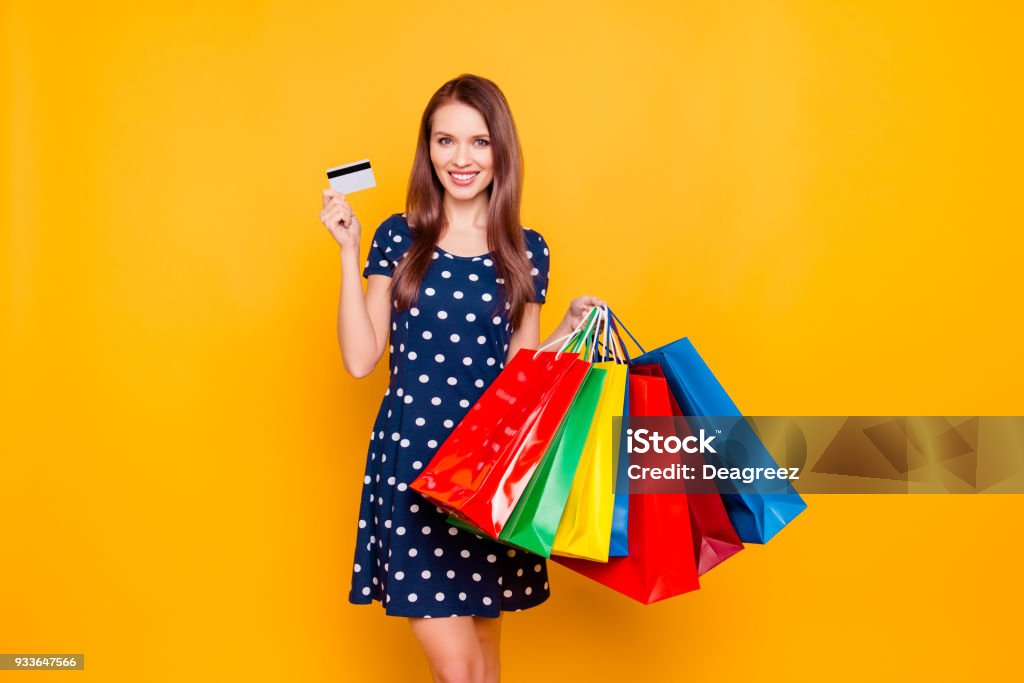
326, 159, 376, 194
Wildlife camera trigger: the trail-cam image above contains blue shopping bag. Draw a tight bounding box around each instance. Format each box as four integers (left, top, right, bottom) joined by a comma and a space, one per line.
620, 320, 806, 544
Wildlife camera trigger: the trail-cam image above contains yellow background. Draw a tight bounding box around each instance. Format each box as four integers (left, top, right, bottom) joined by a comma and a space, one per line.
2, 0, 1021, 680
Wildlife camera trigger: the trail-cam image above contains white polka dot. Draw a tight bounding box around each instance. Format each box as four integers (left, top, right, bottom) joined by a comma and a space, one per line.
408, 351, 418, 360
453, 291, 463, 299
463, 357, 472, 366
413, 460, 423, 469
459, 592, 467, 600
525, 587, 533, 595
378, 259, 388, 268
482, 596, 492, 605
466, 313, 476, 321
459, 399, 469, 408
415, 417, 426, 426
396, 388, 404, 397
477, 335, 486, 344
422, 526, 431, 535
442, 270, 451, 278
435, 592, 445, 601
487, 357, 496, 366
531, 267, 539, 276
443, 419, 454, 428
408, 593, 418, 602
391, 432, 400, 441
372, 577, 378, 585
434, 353, 445, 362
419, 374, 429, 383
472, 573, 482, 582
403, 395, 413, 404
425, 287, 435, 296
482, 293, 492, 302
396, 527, 406, 535
543, 247, 549, 255
486, 554, 497, 563
544, 582, 549, 590
387, 476, 396, 485
410, 307, 420, 316
354, 564, 362, 572
422, 330, 432, 339
460, 550, 470, 558
362, 586, 371, 595
358, 520, 366, 528
469, 273, 479, 281
421, 570, 431, 579
474, 379, 484, 388
437, 310, 448, 319
409, 548, 417, 557
410, 504, 420, 513
447, 377, 457, 386
363, 475, 371, 484
446, 570, 456, 578
448, 527, 458, 536
434, 548, 443, 557
397, 483, 408, 491
492, 316, 502, 324
400, 438, 410, 447
450, 333, 461, 342
431, 397, 442, 406
503, 589, 512, 598
483, 259, 493, 267
427, 440, 438, 448
516, 568, 523, 577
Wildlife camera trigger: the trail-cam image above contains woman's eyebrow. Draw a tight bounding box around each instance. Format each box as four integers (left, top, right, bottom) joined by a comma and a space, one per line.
434, 131, 490, 138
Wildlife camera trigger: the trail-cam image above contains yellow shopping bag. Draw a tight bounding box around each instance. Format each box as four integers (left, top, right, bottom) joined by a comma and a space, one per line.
551, 350, 628, 562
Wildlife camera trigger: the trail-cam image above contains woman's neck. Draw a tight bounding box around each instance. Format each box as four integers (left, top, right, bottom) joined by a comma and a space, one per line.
442, 192, 489, 233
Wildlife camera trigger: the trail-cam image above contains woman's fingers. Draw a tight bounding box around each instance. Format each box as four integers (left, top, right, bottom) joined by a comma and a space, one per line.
322, 188, 345, 208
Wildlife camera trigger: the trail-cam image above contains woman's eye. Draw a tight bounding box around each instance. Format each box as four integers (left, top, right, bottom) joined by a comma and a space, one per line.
475, 140, 490, 146
439, 137, 452, 144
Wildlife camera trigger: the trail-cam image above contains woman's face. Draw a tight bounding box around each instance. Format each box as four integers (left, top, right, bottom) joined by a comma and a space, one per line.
429, 102, 494, 201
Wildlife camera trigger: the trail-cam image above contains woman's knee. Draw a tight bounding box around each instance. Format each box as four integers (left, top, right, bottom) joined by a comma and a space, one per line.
433, 657, 483, 683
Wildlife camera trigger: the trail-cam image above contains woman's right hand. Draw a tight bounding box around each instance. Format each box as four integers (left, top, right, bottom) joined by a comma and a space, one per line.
320, 188, 362, 253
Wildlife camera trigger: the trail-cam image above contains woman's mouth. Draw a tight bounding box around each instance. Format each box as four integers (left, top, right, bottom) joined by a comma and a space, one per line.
448, 171, 479, 186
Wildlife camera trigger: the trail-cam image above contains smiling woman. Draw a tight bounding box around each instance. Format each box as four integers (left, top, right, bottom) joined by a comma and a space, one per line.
319, 73, 606, 683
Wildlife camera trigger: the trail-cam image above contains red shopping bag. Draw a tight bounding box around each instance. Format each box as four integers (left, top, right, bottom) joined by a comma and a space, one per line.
411, 348, 590, 537
630, 364, 744, 575
553, 373, 701, 603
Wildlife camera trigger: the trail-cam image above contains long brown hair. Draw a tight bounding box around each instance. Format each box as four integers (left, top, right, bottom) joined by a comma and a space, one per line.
392, 74, 536, 330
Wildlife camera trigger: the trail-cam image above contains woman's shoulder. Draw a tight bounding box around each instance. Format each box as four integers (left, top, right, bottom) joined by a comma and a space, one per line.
521, 225, 549, 254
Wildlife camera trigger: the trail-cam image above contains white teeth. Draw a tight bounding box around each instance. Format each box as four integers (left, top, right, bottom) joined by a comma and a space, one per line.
451, 172, 477, 181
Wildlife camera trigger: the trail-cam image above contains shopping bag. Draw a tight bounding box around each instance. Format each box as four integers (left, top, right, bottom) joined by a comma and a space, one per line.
497, 366, 608, 556
410, 347, 588, 537
553, 371, 702, 603
551, 357, 628, 562
411, 308, 603, 537
628, 364, 745, 575
630, 330, 807, 544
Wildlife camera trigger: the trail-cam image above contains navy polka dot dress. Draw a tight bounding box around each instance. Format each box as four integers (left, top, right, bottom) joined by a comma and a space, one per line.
348, 212, 553, 618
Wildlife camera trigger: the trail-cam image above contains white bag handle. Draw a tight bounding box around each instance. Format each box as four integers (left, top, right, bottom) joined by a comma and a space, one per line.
532, 306, 601, 360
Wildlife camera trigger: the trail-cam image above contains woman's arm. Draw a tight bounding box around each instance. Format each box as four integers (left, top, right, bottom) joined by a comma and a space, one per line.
505, 296, 606, 364
320, 188, 391, 379
337, 250, 392, 378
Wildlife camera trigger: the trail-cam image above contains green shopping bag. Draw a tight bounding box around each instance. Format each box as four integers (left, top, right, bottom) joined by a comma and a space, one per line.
446, 367, 607, 556
499, 366, 607, 556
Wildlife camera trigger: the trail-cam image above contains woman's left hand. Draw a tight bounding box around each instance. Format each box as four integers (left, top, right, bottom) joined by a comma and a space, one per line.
566, 295, 608, 331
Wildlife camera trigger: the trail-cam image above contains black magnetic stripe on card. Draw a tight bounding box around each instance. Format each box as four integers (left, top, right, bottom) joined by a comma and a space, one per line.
327, 161, 372, 179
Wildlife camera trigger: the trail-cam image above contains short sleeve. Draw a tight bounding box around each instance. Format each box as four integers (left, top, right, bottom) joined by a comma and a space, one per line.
524, 227, 550, 303
362, 215, 408, 279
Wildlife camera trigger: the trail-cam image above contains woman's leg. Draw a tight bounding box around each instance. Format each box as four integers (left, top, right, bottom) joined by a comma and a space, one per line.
408, 616, 485, 683
472, 615, 503, 683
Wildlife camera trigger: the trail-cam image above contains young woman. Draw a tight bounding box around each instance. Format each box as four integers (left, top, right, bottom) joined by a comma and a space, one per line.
320, 73, 605, 683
